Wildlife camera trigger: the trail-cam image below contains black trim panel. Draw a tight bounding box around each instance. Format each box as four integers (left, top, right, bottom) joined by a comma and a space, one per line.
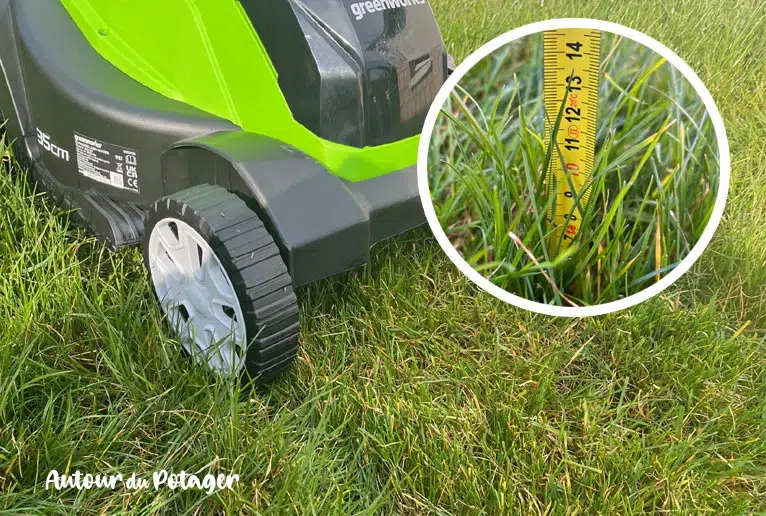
163, 132, 425, 287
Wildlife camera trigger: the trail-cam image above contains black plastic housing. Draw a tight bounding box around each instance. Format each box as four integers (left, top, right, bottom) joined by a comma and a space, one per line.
240, 0, 447, 147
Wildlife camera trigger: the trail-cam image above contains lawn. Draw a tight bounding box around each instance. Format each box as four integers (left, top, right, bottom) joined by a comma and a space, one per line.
1, 0, 765, 514
428, 31, 719, 306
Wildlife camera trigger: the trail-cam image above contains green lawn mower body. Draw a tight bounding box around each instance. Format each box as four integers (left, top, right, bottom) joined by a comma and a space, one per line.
0, 0, 448, 286
0, 0, 450, 380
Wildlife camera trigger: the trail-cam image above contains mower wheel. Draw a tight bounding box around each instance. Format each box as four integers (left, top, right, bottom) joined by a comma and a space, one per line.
143, 184, 300, 381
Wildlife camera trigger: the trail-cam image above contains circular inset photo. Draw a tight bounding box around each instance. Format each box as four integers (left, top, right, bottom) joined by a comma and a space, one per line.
419, 19, 729, 317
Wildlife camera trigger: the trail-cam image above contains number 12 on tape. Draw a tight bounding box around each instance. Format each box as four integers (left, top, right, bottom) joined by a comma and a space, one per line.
543, 28, 601, 256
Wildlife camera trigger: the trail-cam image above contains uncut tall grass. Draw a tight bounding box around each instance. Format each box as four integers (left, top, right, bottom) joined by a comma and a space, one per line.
429, 33, 719, 306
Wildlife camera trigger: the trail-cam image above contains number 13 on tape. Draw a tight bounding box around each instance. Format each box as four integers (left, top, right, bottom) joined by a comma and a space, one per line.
543, 28, 601, 256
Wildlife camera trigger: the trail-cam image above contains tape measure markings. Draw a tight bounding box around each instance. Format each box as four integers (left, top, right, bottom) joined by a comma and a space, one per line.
543, 28, 602, 256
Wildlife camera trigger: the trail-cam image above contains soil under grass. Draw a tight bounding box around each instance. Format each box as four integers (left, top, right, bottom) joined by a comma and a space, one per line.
1, 1, 765, 514
429, 32, 719, 306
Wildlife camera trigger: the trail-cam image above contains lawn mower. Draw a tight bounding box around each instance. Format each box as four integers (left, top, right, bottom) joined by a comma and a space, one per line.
0, 0, 452, 381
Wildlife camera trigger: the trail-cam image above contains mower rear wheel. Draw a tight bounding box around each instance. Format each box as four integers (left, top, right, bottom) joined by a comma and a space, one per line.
143, 184, 300, 381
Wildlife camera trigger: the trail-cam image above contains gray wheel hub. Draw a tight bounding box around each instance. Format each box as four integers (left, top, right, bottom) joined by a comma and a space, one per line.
147, 217, 246, 375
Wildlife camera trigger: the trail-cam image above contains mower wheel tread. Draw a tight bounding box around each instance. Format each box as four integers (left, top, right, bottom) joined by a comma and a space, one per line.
144, 184, 300, 382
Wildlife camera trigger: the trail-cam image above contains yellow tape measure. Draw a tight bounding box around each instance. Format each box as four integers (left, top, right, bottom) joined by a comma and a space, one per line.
543, 28, 601, 256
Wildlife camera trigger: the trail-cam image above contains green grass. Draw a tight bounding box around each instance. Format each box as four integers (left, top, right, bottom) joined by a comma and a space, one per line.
1, 0, 765, 513
429, 32, 719, 305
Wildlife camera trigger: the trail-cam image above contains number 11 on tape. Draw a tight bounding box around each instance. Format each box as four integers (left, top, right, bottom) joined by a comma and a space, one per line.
543, 28, 601, 256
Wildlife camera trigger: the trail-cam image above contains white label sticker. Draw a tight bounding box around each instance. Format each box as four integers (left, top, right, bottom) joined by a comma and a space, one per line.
74, 133, 140, 193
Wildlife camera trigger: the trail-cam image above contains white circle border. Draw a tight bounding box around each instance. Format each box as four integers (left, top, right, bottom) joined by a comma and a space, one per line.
417, 18, 730, 318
